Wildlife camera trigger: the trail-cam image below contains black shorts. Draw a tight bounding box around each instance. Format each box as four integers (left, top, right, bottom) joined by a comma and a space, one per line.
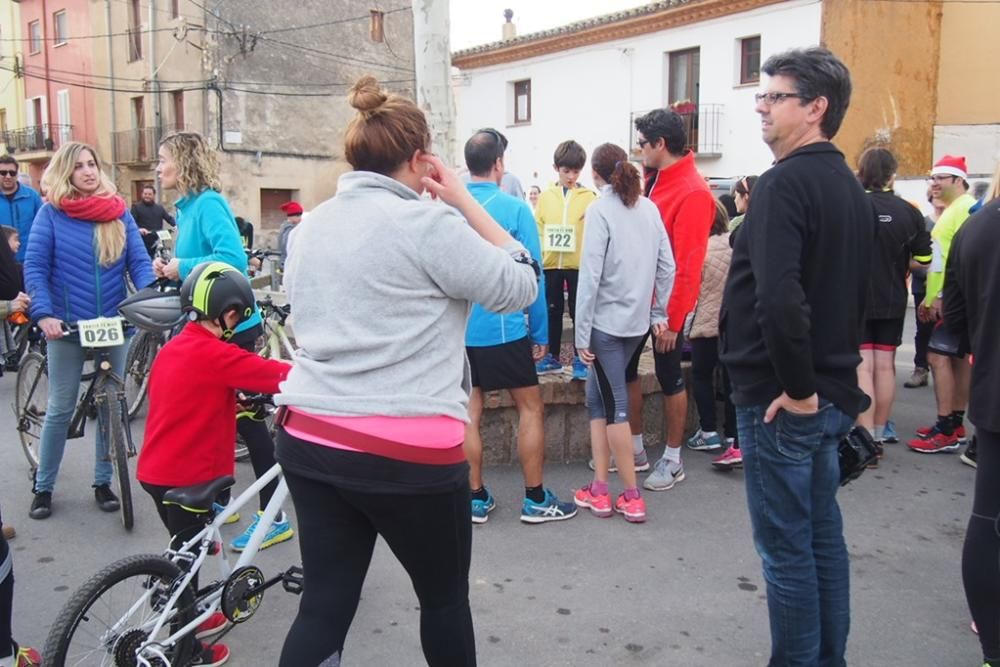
928, 322, 970, 359
467, 337, 539, 392
625, 331, 650, 383
653, 329, 686, 396
860, 318, 904, 350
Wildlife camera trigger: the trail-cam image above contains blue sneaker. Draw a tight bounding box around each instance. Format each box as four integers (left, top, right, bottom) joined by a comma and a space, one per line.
686, 429, 723, 451
520, 488, 577, 524
882, 420, 898, 444
212, 501, 240, 525
471, 488, 496, 524
230, 511, 294, 552
535, 354, 564, 376
571, 357, 588, 381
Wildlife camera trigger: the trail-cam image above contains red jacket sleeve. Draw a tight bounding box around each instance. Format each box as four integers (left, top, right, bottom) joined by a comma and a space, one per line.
213, 342, 291, 393
666, 191, 716, 331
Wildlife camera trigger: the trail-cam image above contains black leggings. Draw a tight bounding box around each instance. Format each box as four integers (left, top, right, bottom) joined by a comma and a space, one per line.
279, 469, 476, 667
544, 269, 578, 358
141, 482, 211, 591
690, 337, 736, 439
1, 509, 12, 660
964, 428, 1000, 663
230, 325, 279, 511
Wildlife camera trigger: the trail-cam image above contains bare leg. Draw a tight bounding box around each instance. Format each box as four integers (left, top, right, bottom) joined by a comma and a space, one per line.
607, 422, 636, 490
509, 385, 545, 488
590, 419, 611, 484
872, 349, 897, 427
464, 388, 485, 490
952, 357, 971, 413
664, 391, 687, 449
928, 351, 954, 417
857, 350, 875, 431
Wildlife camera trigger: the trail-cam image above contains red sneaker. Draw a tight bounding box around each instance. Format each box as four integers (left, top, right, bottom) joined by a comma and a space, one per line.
907, 431, 960, 453
916, 423, 966, 442
195, 611, 230, 640
191, 643, 230, 666
13, 645, 41, 667
613, 494, 647, 523
573, 485, 612, 518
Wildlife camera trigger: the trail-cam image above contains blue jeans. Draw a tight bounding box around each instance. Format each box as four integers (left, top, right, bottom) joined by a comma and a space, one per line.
34, 337, 129, 494
737, 400, 855, 667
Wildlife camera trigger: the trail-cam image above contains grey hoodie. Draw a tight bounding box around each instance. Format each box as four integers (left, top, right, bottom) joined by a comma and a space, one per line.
575, 185, 675, 348
277, 171, 538, 421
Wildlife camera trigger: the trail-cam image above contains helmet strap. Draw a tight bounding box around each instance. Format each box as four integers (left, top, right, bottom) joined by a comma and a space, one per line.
218, 315, 234, 340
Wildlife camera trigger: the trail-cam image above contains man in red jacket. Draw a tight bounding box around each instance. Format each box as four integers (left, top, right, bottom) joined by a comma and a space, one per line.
632, 108, 716, 491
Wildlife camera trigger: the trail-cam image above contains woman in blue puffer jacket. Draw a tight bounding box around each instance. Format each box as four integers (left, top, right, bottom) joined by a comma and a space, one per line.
24, 141, 155, 520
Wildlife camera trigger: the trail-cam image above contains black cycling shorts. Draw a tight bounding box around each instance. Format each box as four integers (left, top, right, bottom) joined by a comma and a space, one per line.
467, 337, 538, 392
860, 318, 905, 350
653, 329, 686, 397
928, 321, 970, 359
625, 331, 651, 383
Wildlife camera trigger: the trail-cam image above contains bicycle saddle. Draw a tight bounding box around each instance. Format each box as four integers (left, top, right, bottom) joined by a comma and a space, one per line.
162, 476, 236, 512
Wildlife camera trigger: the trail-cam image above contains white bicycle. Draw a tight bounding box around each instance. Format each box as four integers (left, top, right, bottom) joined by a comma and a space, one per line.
43, 454, 301, 666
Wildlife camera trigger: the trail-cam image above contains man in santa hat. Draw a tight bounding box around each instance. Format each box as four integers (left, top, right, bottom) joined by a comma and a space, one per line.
278, 200, 304, 274
908, 155, 977, 454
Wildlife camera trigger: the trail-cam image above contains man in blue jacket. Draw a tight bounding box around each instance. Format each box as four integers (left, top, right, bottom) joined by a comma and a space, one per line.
0, 155, 43, 263
462, 129, 576, 526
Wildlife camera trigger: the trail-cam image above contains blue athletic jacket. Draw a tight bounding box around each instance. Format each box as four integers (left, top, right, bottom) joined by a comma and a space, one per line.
24, 203, 156, 322
1, 184, 44, 262
464, 181, 547, 347
172, 188, 261, 333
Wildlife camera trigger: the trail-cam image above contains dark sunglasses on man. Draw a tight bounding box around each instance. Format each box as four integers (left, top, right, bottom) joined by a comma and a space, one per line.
0, 170, 17, 177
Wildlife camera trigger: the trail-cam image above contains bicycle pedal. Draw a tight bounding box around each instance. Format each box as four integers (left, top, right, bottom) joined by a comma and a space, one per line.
282, 566, 304, 595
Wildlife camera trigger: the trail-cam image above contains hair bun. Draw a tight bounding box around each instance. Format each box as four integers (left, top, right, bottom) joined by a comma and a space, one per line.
348, 76, 388, 114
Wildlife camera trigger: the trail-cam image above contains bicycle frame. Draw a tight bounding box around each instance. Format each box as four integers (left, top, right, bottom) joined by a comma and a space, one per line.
65, 347, 137, 457
131, 463, 289, 665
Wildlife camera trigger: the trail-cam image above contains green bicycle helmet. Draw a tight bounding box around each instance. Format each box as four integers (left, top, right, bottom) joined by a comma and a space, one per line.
180, 261, 255, 340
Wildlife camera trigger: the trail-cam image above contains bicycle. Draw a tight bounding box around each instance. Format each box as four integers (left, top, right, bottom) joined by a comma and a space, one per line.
43, 456, 303, 666
15, 317, 138, 530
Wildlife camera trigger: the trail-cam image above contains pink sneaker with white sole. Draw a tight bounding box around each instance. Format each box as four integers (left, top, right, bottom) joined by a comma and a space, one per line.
712, 445, 743, 470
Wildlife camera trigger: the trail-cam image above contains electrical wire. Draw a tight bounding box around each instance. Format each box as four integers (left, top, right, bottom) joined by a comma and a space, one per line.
258, 35, 413, 74
255, 6, 410, 35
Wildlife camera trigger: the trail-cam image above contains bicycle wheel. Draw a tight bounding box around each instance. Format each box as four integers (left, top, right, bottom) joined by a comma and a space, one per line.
43, 553, 198, 667
14, 351, 47, 477
123, 331, 162, 420
100, 394, 134, 531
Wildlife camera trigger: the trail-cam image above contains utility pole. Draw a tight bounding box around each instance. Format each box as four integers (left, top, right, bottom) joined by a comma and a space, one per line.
412, 0, 456, 167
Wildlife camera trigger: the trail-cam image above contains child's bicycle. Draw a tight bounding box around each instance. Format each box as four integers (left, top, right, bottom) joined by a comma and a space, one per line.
42, 445, 302, 665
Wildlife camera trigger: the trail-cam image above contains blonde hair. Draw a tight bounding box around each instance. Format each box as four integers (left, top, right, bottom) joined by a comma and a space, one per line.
159, 131, 221, 196
42, 141, 125, 267
988, 160, 1000, 202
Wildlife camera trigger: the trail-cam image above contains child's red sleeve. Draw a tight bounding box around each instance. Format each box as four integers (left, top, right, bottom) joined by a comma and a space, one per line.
212, 341, 291, 394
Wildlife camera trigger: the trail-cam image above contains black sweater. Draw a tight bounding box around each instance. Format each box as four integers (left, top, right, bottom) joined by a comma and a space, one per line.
943, 197, 1000, 432
865, 190, 931, 320
721, 142, 876, 418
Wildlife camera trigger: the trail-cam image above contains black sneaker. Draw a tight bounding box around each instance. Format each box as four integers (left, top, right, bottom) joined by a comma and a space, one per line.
961, 435, 978, 469
29, 492, 52, 520
94, 485, 120, 513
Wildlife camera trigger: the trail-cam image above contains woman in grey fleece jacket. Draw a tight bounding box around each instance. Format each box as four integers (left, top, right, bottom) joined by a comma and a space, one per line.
274, 77, 538, 667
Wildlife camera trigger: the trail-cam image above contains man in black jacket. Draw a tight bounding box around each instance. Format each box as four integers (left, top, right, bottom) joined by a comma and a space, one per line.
721, 47, 875, 665
130, 185, 175, 258
944, 171, 1000, 667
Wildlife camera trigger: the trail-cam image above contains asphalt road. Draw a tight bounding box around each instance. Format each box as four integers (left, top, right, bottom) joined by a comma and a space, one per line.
0, 315, 979, 666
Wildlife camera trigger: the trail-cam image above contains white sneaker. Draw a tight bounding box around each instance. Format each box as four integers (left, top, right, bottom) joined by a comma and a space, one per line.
643, 457, 685, 491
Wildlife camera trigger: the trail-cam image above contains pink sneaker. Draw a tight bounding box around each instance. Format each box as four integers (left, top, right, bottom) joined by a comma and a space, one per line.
712, 445, 743, 470
613, 494, 647, 523
573, 485, 612, 518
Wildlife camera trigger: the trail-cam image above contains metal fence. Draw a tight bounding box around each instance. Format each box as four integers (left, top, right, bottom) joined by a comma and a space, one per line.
1, 124, 74, 154
629, 103, 724, 158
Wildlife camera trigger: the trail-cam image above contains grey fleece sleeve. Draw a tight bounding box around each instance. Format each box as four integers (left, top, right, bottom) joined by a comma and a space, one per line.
418, 209, 538, 314
650, 221, 676, 325
575, 204, 609, 350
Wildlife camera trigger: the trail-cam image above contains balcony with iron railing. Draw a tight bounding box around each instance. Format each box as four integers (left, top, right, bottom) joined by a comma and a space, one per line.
112, 125, 186, 165
630, 103, 724, 159
1, 124, 74, 157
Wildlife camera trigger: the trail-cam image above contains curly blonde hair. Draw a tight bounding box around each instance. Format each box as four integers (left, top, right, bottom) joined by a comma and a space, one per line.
159, 131, 221, 196
42, 141, 125, 267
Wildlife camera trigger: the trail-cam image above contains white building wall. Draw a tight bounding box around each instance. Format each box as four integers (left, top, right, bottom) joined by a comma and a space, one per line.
453, 0, 822, 191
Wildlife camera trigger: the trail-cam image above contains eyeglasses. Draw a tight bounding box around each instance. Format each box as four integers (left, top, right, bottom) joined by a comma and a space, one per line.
0, 170, 16, 177
927, 175, 957, 184
754, 91, 811, 106
637, 138, 650, 148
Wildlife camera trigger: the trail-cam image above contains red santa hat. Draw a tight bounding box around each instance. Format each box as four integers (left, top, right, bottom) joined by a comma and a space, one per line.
280, 201, 304, 216
930, 155, 968, 180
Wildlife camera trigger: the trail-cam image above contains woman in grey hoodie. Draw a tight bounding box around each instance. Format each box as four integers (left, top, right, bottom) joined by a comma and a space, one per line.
274, 76, 539, 667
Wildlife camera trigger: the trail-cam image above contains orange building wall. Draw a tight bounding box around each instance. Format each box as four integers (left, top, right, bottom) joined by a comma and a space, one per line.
821, 0, 942, 176
936, 2, 1000, 125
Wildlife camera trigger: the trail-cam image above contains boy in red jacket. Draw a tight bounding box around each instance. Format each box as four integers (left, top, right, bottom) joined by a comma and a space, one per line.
137, 262, 289, 667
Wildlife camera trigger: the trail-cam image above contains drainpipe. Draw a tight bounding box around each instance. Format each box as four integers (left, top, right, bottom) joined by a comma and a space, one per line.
40, 0, 52, 131
105, 0, 118, 180
149, 0, 160, 191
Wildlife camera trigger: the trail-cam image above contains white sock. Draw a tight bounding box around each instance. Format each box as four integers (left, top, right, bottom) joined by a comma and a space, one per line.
873, 425, 885, 440
632, 434, 644, 455
663, 446, 681, 464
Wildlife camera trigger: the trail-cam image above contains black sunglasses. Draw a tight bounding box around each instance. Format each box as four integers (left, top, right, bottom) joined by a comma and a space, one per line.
0, 170, 17, 177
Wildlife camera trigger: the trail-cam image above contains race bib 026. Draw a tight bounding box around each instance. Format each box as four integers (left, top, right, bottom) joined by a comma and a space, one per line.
543, 225, 576, 253
77, 317, 125, 348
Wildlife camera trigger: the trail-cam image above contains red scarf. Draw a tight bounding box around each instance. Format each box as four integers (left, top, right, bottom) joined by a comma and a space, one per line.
59, 194, 127, 223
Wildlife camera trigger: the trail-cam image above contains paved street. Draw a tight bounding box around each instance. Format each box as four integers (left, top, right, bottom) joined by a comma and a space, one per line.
0, 314, 977, 665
